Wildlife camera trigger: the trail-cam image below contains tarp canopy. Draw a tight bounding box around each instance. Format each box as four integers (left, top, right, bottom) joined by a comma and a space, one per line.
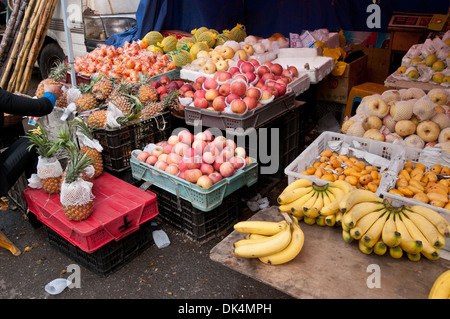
105, 0, 449, 47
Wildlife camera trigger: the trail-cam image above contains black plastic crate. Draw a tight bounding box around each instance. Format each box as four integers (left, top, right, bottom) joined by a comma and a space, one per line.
45, 221, 154, 277
93, 112, 172, 172
150, 186, 241, 244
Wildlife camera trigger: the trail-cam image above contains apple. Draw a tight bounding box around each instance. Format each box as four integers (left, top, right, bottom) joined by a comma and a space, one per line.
145, 155, 158, 166
150, 80, 161, 89
196, 76, 207, 85
209, 172, 223, 184
205, 88, 220, 102
174, 142, 189, 156
243, 96, 258, 110
178, 159, 188, 172
150, 147, 163, 158
158, 154, 168, 162
274, 82, 287, 96
245, 156, 252, 166
264, 61, 273, 68
185, 156, 202, 169
202, 151, 216, 164
162, 143, 174, 154
196, 175, 214, 189
230, 80, 247, 97
229, 156, 245, 169
213, 160, 223, 172
214, 71, 232, 82
246, 87, 262, 100
194, 97, 209, 109
200, 163, 215, 175
245, 71, 257, 84
281, 69, 293, 78
178, 130, 194, 145
226, 139, 236, 150
225, 93, 240, 105
192, 82, 203, 91
269, 63, 283, 76
137, 151, 150, 162
166, 81, 179, 92
155, 160, 168, 171
219, 83, 231, 96
261, 72, 275, 83
228, 66, 241, 76
260, 89, 273, 101
165, 164, 180, 176
249, 59, 260, 67
220, 162, 235, 178
254, 79, 265, 89
232, 74, 248, 83
240, 61, 255, 74
288, 65, 299, 77
179, 84, 193, 94
212, 95, 227, 111
193, 140, 208, 155
156, 85, 167, 95
159, 75, 171, 85
213, 136, 227, 149
221, 146, 235, 159
183, 147, 196, 159
193, 89, 206, 99
235, 146, 246, 158
203, 78, 219, 90
268, 85, 279, 98
178, 171, 185, 180
256, 65, 271, 77
184, 169, 203, 183
168, 135, 180, 145
183, 91, 195, 99
231, 98, 247, 114
166, 152, 182, 165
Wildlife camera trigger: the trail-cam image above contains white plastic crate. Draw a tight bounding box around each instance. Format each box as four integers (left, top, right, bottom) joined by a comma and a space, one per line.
379, 146, 450, 254
284, 131, 404, 196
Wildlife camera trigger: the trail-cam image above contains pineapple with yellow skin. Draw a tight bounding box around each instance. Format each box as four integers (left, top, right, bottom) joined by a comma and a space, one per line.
75, 81, 99, 113
35, 62, 70, 98
92, 75, 116, 101
61, 149, 95, 221
87, 110, 107, 129
137, 74, 158, 105
26, 123, 64, 195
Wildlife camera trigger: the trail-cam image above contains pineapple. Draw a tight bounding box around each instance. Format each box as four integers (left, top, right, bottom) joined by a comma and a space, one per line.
140, 89, 180, 120
72, 118, 104, 178
137, 74, 158, 105
75, 80, 99, 113
87, 110, 107, 129
26, 123, 64, 195
61, 149, 95, 221
35, 61, 70, 98
92, 74, 115, 101
54, 91, 68, 109
110, 94, 133, 116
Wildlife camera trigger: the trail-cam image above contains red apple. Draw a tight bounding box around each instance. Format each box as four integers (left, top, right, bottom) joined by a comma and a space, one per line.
179, 84, 193, 94
165, 164, 180, 176
155, 160, 168, 171
274, 82, 287, 96
159, 75, 171, 85
245, 71, 257, 84
205, 88, 220, 102
178, 171, 185, 180
246, 87, 262, 100
221, 146, 235, 159
256, 65, 271, 78
166, 152, 182, 165
183, 91, 195, 99
269, 63, 283, 76
243, 96, 258, 110
178, 158, 188, 172
261, 72, 275, 83
145, 155, 158, 166
196, 76, 207, 85
260, 89, 273, 101
162, 143, 174, 154
220, 162, 235, 178
232, 74, 248, 83
150, 80, 161, 89
192, 82, 203, 91
196, 175, 213, 189
288, 65, 299, 77
231, 98, 247, 114
202, 151, 216, 164
178, 130, 194, 145
193, 140, 208, 155
218, 83, 231, 96
156, 85, 168, 95
194, 97, 208, 109
209, 172, 223, 184
249, 59, 260, 67
215, 71, 232, 82
213, 136, 227, 149
212, 95, 226, 112
193, 89, 206, 99
229, 156, 245, 169
137, 151, 150, 162
200, 163, 214, 175
240, 61, 255, 74
228, 66, 241, 76
174, 142, 189, 156
151, 147, 163, 158
168, 135, 180, 145
230, 80, 247, 97
226, 139, 236, 150
203, 78, 219, 90
184, 169, 203, 183
235, 146, 246, 158
225, 93, 240, 105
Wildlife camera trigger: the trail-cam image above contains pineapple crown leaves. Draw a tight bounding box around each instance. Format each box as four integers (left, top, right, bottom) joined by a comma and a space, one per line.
70, 117, 94, 138
26, 123, 61, 158
49, 61, 70, 81
56, 123, 78, 153
64, 148, 95, 184
78, 75, 103, 94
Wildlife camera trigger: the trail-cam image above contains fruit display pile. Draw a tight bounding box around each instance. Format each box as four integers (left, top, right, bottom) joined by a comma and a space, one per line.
388, 160, 450, 210
429, 270, 450, 299
393, 35, 450, 86
297, 149, 385, 193
135, 129, 252, 189
341, 87, 450, 151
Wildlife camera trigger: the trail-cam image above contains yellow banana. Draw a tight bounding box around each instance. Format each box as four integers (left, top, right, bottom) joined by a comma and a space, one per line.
362, 210, 390, 248
280, 178, 313, 195
338, 190, 353, 212
324, 214, 336, 227
277, 186, 313, 205
342, 229, 353, 243
373, 241, 387, 255
234, 222, 292, 258
399, 212, 440, 260
233, 220, 287, 236
278, 188, 315, 213
259, 216, 304, 265
302, 191, 320, 218
402, 209, 446, 249
429, 270, 450, 299
381, 211, 402, 248
322, 190, 332, 208
407, 253, 421, 261
342, 211, 354, 230
406, 205, 450, 238
330, 180, 354, 194
335, 210, 343, 227
303, 215, 316, 225
350, 208, 386, 240
394, 212, 423, 254
316, 215, 326, 226
348, 201, 386, 228
248, 233, 268, 240
359, 238, 373, 255
389, 246, 403, 259
320, 186, 345, 216
340, 189, 383, 213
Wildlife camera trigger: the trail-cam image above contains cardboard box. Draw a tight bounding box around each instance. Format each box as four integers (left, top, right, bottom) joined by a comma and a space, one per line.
316, 54, 368, 104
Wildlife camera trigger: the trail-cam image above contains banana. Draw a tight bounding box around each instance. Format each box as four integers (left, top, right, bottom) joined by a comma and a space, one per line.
429, 270, 450, 299
342, 211, 354, 229
335, 210, 343, 227
373, 241, 387, 255
342, 229, 353, 243
389, 246, 403, 259
320, 186, 345, 216
362, 210, 390, 248
234, 220, 287, 236
259, 216, 304, 265
322, 190, 332, 208
350, 209, 386, 240
280, 178, 313, 195
303, 215, 316, 225
406, 205, 450, 238
402, 209, 446, 249
277, 186, 313, 205
330, 180, 354, 195
348, 201, 386, 228
399, 212, 440, 260
340, 189, 383, 213
284, 189, 315, 215
316, 215, 326, 226
394, 213, 423, 254
302, 191, 320, 218
359, 238, 373, 254
381, 211, 402, 248
234, 222, 292, 258
325, 214, 336, 227
407, 253, 421, 261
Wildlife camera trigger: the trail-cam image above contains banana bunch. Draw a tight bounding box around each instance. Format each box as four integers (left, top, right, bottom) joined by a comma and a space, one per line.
341, 189, 450, 261
233, 213, 304, 265
277, 178, 354, 227
429, 270, 450, 299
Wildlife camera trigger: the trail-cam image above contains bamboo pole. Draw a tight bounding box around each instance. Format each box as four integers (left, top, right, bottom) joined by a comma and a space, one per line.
20, 0, 58, 93
0, 0, 21, 62
0, 0, 36, 89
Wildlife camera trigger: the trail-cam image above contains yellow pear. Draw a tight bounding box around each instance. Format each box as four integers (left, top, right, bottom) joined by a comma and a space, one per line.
425, 54, 438, 66
407, 69, 419, 79
410, 57, 423, 63
432, 60, 445, 72
397, 65, 407, 74
433, 72, 444, 83
443, 76, 450, 83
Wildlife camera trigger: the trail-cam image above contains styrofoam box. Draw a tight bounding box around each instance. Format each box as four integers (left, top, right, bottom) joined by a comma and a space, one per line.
272, 48, 335, 84
284, 131, 404, 197
379, 146, 450, 254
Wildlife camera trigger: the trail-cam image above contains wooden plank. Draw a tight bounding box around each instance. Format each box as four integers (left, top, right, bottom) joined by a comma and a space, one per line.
384, 74, 447, 92
209, 206, 450, 299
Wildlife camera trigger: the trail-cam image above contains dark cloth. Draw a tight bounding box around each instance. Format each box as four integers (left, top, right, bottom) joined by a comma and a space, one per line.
0, 89, 54, 196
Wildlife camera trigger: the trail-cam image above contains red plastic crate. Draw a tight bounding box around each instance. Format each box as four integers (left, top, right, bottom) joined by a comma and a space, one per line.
24, 172, 158, 253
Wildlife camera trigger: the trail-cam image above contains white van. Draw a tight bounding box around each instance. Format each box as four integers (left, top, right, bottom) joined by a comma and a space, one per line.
37, 0, 140, 78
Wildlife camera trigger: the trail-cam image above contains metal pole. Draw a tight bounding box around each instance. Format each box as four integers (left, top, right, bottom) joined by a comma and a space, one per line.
61, 0, 76, 86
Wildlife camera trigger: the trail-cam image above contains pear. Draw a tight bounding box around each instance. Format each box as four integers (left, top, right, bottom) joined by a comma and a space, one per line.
432, 60, 445, 72
433, 72, 445, 83
425, 54, 438, 66
444, 76, 450, 83
397, 65, 407, 74
407, 69, 419, 80
410, 57, 423, 63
